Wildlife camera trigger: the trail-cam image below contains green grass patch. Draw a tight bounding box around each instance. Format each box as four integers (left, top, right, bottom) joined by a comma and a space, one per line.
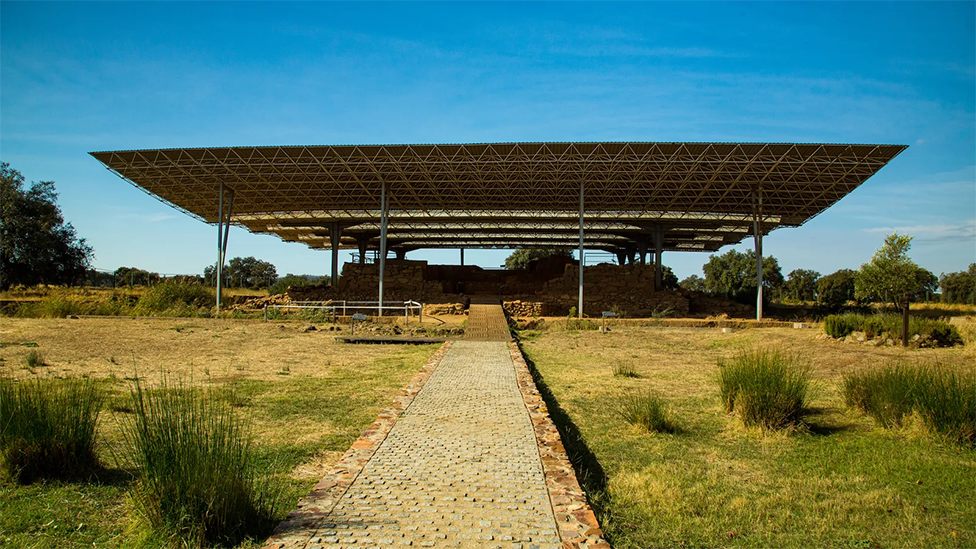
0, 479, 132, 548
0, 342, 39, 349
119, 378, 282, 548
718, 349, 811, 430
0, 376, 104, 484
522, 329, 975, 549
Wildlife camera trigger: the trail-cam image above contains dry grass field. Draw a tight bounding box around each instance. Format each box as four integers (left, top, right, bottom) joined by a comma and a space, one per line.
0, 317, 440, 548
520, 325, 975, 549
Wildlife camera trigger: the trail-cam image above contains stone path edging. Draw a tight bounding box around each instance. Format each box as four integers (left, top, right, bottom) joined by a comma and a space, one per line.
263, 341, 453, 549
507, 342, 610, 549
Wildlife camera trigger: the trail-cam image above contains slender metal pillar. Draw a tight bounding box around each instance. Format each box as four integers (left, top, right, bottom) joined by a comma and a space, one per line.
378, 182, 389, 317
638, 240, 647, 266
215, 184, 234, 313
215, 183, 224, 313
460, 248, 465, 266
357, 237, 367, 265
330, 222, 341, 288
578, 179, 584, 319
754, 187, 764, 321
653, 228, 664, 291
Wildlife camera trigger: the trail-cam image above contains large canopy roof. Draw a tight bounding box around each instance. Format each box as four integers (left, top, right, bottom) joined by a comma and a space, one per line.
91, 142, 905, 254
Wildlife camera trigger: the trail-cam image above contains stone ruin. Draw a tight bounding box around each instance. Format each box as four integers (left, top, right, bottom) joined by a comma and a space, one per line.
287, 256, 755, 319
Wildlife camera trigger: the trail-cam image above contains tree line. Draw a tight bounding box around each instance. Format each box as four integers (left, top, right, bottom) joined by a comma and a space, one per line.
678, 235, 973, 309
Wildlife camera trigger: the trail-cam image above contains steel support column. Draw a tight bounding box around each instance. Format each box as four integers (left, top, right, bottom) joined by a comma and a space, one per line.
378, 182, 389, 317
329, 223, 341, 287
638, 240, 647, 266
215, 183, 234, 314
357, 237, 367, 265
578, 179, 584, 319
754, 186, 764, 322
653, 228, 664, 291
460, 248, 465, 266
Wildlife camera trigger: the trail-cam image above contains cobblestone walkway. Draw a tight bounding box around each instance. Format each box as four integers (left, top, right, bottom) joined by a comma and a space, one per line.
268, 341, 562, 549
464, 298, 512, 342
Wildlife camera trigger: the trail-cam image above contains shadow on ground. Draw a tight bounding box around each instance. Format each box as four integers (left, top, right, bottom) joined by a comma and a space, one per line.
517, 344, 611, 522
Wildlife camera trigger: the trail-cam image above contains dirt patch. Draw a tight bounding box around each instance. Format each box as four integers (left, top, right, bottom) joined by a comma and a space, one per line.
0, 317, 446, 384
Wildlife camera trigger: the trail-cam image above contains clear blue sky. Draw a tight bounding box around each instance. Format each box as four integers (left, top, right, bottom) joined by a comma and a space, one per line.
2, 2, 974, 281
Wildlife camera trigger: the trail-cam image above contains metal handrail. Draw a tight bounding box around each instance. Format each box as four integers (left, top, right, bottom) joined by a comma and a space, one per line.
263, 300, 423, 324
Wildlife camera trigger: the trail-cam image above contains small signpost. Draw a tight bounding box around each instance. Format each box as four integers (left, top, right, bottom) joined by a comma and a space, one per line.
351, 313, 368, 335
601, 311, 616, 333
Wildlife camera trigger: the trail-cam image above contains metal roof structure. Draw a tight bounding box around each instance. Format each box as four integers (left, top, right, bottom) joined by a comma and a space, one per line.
90, 142, 906, 255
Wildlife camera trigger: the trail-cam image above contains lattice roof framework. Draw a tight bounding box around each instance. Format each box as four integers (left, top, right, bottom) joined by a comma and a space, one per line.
90, 142, 906, 254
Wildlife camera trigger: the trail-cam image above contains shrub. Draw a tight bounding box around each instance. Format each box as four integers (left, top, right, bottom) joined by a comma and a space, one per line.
823, 313, 862, 338
615, 390, 676, 433
135, 281, 214, 315
120, 378, 281, 547
718, 349, 811, 430
823, 313, 962, 346
611, 363, 640, 378
0, 377, 103, 483
842, 363, 921, 428
913, 365, 975, 447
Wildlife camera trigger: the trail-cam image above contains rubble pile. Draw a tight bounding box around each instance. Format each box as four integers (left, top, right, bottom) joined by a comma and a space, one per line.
502, 300, 546, 317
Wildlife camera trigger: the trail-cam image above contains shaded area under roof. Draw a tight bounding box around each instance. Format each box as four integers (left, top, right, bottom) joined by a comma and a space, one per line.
90, 142, 906, 254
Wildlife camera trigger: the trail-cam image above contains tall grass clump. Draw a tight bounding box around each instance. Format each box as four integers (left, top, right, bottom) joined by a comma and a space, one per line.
718, 349, 811, 430
611, 363, 640, 378
0, 376, 103, 483
134, 281, 214, 316
910, 365, 975, 447
120, 378, 281, 547
24, 350, 45, 369
843, 361, 974, 447
615, 390, 676, 433
841, 363, 921, 428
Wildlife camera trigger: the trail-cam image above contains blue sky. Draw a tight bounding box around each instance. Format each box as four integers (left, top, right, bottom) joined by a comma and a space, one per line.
2, 2, 974, 281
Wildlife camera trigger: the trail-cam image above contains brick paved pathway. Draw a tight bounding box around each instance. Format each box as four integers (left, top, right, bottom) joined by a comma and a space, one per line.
464, 298, 512, 342
268, 341, 562, 549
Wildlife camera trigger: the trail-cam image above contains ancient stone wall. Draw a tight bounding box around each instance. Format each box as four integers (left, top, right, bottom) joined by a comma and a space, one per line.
537, 263, 691, 317
285, 258, 762, 319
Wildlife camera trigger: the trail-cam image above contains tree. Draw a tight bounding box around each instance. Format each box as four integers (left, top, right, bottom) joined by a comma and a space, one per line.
913, 268, 939, 302
659, 266, 680, 291
940, 264, 976, 304
702, 249, 784, 304
269, 273, 330, 295
782, 269, 821, 302
679, 274, 706, 292
854, 234, 931, 309
816, 269, 856, 312
0, 163, 93, 290
204, 256, 277, 288
504, 248, 573, 270
114, 266, 160, 287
